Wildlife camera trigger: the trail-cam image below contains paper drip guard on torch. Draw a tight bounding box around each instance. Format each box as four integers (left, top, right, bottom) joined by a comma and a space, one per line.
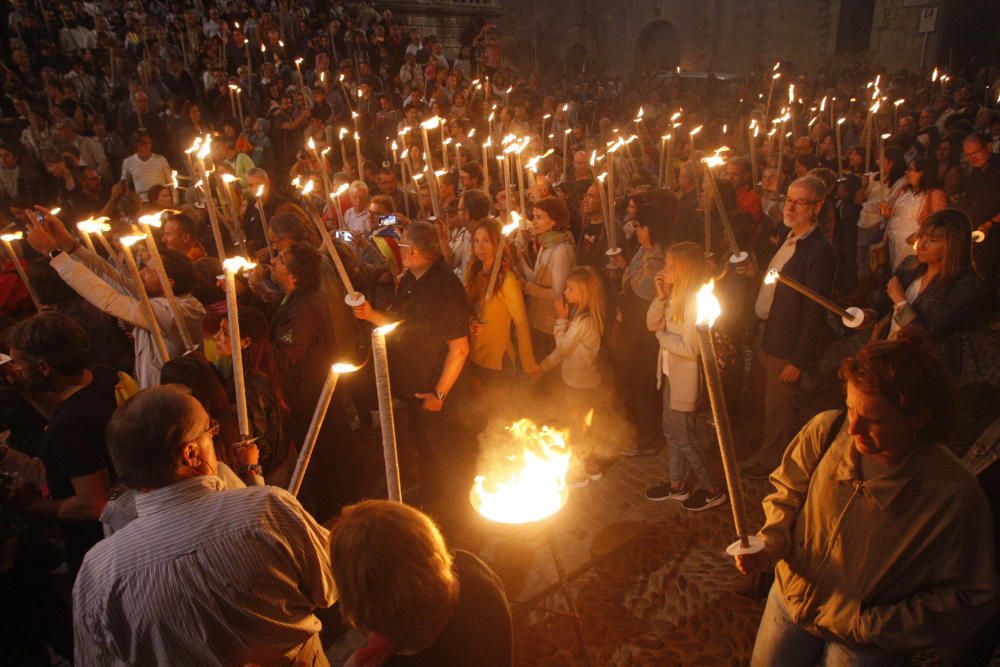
287, 362, 359, 497
694, 281, 765, 557
765, 269, 865, 328
0, 232, 42, 311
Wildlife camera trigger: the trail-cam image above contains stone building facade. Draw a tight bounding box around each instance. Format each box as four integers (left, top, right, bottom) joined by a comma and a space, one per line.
490, 0, 997, 79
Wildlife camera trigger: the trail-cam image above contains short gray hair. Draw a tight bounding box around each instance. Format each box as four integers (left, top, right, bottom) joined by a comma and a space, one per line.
403, 221, 441, 260
789, 175, 827, 202
107, 386, 202, 489
349, 180, 369, 195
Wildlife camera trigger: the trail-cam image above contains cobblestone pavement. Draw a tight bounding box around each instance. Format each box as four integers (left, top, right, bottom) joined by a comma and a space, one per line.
327, 322, 1000, 666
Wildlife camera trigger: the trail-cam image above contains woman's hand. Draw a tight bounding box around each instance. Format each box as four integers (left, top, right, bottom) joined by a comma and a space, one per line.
353, 300, 374, 322
886, 276, 905, 305
653, 273, 668, 301
878, 201, 892, 219
734, 539, 780, 576
553, 296, 569, 320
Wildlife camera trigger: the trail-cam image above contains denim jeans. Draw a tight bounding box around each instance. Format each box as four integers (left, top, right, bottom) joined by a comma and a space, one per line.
661, 382, 714, 488
751, 583, 905, 667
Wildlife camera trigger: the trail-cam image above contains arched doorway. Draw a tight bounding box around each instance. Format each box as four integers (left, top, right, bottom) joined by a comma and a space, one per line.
565, 43, 588, 78
635, 21, 680, 74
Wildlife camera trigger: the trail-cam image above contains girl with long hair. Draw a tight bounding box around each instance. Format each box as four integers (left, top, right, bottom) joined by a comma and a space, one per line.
214, 306, 294, 486
465, 218, 539, 387
538, 266, 606, 486
644, 242, 726, 512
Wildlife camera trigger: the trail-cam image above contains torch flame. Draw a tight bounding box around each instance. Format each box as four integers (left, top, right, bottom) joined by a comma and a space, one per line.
255, 185, 265, 198
374, 322, 400, 336
138, 212, 166, 228
331, 363, 360, 374
77, 217, 111, 234
584, 409, 594, 429
339, 127, 348, 140
471, 419, 573, 524
690, 125, 703, 137
301, 180, 315, 196
333, 183, 350, 197
764, 268, 779, 285
222, 256, 256, 274
421, 116, 440, 130
119, 234, 147, 248
0, 231, 23, 242
307, 137, 316, 150
695, 280, 721, 328
220, 173, 238, 183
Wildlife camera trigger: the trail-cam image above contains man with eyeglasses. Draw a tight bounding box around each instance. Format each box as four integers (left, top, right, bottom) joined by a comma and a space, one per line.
962, 132, 1000, 306
743, 175, 836, 480
72, 385, 336, 666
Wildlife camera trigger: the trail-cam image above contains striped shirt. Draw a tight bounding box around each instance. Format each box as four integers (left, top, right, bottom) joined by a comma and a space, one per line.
73, 476, 337, 666
119, 152, 172, 201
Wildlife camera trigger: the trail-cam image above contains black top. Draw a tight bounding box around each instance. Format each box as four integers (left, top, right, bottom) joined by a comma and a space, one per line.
762, 227, 836, 370
963, 154, 1000, 226
42, 364, 117, 574
389, 258, 471, 398
386, 551, 512, 667
270, 287, 338, 445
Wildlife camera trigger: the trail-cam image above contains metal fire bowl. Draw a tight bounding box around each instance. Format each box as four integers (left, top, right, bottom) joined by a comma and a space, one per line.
469, 486, 569, 541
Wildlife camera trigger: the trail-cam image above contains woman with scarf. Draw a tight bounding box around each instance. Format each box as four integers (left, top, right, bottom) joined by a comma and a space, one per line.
515, 196, 576, 357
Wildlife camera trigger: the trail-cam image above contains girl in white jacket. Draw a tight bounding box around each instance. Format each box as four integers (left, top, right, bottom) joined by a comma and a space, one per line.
539, 266, 605, 486
644, 242, 725, 512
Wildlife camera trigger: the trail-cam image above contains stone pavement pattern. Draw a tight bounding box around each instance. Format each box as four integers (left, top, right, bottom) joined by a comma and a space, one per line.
328, 323, 1000, 666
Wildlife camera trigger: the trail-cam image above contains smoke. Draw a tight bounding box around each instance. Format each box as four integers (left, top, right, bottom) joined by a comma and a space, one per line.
473, 382, 636, 476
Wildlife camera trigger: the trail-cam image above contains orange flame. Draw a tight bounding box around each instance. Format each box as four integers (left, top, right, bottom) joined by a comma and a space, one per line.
472, 419, 572, 524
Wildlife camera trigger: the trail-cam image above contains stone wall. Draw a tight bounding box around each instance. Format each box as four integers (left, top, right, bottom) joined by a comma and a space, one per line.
494, 0, 953, 79
382, 0, 503, 56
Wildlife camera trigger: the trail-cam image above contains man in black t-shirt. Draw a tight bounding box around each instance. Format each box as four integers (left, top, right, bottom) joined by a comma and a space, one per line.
354, 221, 473, 506
5, 313, 115, 576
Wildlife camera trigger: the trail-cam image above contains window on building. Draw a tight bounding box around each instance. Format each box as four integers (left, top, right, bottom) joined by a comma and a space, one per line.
836, 0, 876, 53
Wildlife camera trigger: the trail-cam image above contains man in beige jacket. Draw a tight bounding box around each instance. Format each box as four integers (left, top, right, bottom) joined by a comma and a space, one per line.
737, 337, 997, 665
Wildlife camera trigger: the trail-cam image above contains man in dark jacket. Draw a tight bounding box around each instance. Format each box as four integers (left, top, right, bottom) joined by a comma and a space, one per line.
743, 175, 836, 479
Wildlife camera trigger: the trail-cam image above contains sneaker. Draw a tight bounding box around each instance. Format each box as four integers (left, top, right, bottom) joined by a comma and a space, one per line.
645, 482, 690, 502
682, 489, 727, 512
621, 445, 659, 457
742, 462, 774, 481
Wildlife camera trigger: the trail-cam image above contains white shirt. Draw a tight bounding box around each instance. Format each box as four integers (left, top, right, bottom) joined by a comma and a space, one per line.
344, 206, 370, 236
120, 153, 172, 201
889, 276, 922, 337
755, 223, 818, 321
51, 247, 205, 388
74, 476, 336, 666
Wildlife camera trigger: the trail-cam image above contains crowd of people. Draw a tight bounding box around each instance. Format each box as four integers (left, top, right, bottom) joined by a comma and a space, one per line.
0, 1, 999, 665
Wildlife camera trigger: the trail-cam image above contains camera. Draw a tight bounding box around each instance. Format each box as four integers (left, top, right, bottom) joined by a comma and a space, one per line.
334, 230, 353, 242
378, 214, 397, 227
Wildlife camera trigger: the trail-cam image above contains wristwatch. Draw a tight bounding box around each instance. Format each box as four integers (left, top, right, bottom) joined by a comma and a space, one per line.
433, 390, 447, 402
48, 248, 63, 260
237, 463, 263, 477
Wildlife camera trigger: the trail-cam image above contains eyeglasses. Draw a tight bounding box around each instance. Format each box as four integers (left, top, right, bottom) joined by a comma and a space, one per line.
783, 198, 818, 208
191, 419, 220, 442
964, 146, 988, 158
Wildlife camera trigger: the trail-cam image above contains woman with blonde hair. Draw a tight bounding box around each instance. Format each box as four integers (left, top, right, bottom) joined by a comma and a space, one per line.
332, 500, 512, 667
465, 218, 539, 387
538, 265, 607, 486
644, 241, 726, 511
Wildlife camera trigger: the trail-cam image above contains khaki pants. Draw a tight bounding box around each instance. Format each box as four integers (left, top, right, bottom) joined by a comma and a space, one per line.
745, 327, 801, 470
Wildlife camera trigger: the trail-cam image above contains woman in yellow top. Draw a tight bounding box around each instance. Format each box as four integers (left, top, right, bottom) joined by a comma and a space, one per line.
466, 218, 540, 389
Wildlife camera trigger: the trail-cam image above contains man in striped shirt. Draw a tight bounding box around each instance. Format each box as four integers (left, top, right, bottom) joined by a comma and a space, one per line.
119, 132, 172, 202
72, 386, 337, 666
